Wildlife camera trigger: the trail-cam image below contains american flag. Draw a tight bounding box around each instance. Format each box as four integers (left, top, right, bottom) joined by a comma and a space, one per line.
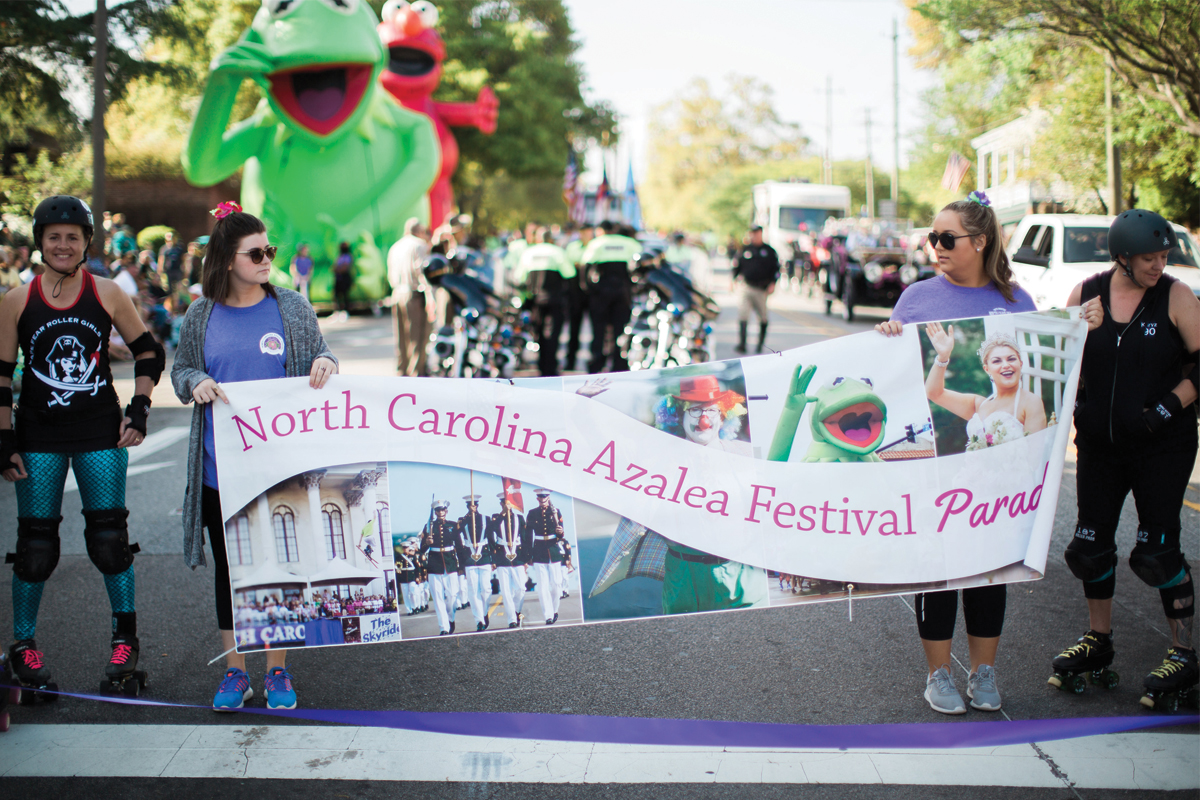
595, 164, 611, 221
563, 150, 580, 217
941, 151, 972, 193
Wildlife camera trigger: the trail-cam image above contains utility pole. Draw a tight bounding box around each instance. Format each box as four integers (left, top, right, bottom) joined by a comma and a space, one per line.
824, 75, 833, 185
92, 0, 107, 226
891, 18, 900, 208
1104, 63, 1122, 216
864, 108, 874, 217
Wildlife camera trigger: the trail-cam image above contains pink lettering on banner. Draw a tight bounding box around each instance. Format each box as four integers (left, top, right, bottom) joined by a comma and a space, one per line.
935, 463, 1049, 533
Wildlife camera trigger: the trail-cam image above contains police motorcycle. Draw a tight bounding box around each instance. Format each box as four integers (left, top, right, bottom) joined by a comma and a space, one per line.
424, 248, 511, 378
623, 249, 720, 370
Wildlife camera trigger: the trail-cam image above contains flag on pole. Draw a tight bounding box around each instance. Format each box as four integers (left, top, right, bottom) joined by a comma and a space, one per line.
622, 161, 642, 231
562, 149, 579, 217
941, 151, 972, 193
595, 163, 611, 222
502, 477, 524, 512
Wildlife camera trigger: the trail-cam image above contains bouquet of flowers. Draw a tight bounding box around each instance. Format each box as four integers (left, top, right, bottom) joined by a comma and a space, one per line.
965, 415, 1025, 451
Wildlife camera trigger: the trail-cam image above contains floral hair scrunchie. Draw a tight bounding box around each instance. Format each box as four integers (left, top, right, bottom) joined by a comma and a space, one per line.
211, 201, 243, 220
966, 190, 991, 208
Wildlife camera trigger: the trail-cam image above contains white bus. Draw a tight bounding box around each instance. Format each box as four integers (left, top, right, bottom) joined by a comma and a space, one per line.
751, 181, 852, 256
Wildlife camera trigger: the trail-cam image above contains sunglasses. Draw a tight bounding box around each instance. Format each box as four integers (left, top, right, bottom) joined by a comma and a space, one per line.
927, 231, 974, 250
236, 245, 278, 264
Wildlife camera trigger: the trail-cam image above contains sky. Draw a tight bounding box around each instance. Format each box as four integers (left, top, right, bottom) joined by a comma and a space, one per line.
562, 0, 937, 185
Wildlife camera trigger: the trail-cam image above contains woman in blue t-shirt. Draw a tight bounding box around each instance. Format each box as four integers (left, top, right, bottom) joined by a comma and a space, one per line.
171, 203, 337, 712
875, 193, 1036, 716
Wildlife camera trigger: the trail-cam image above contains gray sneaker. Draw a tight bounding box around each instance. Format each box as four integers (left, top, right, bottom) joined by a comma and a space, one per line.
924, 665, 967, 715
967, 664, 1002, 711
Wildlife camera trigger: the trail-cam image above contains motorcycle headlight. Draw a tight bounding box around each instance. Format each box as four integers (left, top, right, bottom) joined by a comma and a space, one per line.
900, 265, 919, 285
682, 310, 702, 329
863, 261, 884, 284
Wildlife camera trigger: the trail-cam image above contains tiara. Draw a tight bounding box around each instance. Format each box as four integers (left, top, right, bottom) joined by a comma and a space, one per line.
976, 331, 1021, 362
210, 201, 242, 220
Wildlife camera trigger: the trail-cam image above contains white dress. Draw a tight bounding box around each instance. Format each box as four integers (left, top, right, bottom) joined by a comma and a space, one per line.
965, 392, 1025, 450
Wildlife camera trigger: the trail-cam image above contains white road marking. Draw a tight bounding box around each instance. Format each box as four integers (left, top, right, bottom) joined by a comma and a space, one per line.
0, 725, 1193, 788
61, 426, 188, 494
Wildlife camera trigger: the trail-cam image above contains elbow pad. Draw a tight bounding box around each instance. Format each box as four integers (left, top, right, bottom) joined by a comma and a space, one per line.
129, 332, 166, 384
0, 359, 14, 379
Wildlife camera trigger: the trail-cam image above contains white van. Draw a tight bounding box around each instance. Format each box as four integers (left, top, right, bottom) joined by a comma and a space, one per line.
751, 181, 852, 258
1006, 213, 1200, 309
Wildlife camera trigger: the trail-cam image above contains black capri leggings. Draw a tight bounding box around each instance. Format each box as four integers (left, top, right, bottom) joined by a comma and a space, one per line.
914, 585, 1007, 641
201, 485, 234, 631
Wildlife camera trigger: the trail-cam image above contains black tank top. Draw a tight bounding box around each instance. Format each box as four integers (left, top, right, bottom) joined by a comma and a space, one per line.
1075, 268, 1196, 449
16, 270, 122, 452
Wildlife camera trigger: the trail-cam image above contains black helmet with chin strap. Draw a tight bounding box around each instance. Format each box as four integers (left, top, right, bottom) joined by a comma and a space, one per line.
1108, 208, 1177, 268
32, 195, 94, 260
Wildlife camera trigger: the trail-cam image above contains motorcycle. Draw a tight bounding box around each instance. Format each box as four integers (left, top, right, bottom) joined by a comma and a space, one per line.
424, 250, 509, 378
623, 254, 720, 370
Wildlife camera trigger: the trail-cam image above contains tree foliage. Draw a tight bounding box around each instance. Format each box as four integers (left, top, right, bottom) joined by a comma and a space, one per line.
642, 76, 808, 233
906, 0, 1199, 225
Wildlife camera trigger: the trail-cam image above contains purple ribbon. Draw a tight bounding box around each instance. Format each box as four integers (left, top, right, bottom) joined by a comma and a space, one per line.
6, 684, 1196, 750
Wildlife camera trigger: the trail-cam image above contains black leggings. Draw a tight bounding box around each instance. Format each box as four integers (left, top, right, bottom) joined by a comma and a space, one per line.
201, 485, 234, 631
914, 585, 1007, 641
1071, 436, 1196, 600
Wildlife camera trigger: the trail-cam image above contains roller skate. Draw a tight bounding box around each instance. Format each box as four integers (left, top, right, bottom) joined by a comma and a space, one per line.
1048, 630, 1119, 693
8, 639, 58, 704
100, 614, 147, 697
1140, 647, 1199, 712
0, 652, 12, 732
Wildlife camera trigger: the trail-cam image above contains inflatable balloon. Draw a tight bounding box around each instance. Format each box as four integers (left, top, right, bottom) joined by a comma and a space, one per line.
378, 0, 499, 231
182, 0, 440, 306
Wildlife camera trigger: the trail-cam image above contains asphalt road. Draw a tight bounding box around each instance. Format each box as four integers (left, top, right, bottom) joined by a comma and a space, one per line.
0, 266, 1196, 798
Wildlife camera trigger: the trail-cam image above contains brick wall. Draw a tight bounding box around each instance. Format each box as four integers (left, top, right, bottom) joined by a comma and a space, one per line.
107, 177, 240, 243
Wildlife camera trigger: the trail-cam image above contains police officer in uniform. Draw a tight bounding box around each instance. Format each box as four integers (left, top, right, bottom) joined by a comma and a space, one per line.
421, 500, 460, 635
732, 225, 780, 354
562, 224, 594, 371
580, 221, 642, 373
457, 494, 494, 631
525, 488, 566, 624
488, 491, 529, 628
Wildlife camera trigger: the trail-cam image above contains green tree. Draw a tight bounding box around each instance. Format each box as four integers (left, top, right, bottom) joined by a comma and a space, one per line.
642, 75, 808, 233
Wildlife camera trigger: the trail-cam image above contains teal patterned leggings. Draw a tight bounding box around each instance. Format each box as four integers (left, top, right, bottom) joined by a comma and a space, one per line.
12, 449, 134, 641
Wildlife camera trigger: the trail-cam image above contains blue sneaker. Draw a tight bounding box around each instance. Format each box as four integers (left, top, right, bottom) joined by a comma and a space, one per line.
213, 667, 252, 711
264, 667, 297, 710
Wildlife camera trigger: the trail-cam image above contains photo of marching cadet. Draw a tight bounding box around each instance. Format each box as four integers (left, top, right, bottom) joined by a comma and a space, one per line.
387, 462, 582, 639
224, 462, 401, 651
565, 364, 769, 622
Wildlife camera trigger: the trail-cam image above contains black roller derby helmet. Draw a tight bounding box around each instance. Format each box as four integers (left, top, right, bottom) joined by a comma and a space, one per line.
32, 195, 94, 255
1108, 208, 1177, 264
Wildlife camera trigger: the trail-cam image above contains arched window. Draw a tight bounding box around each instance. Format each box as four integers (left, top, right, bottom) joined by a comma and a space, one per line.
272, 507, 299, 563
323, 504, 346, 560
225, 514, 253, 566
376, 501, 390, 539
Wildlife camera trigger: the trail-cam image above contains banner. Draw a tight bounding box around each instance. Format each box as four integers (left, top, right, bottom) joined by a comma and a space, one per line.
214, 310, 1085, 650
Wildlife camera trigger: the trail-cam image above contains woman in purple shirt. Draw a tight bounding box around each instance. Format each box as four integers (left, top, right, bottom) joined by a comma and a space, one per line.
876, 194, 1035, 715
172, 204, 336, 711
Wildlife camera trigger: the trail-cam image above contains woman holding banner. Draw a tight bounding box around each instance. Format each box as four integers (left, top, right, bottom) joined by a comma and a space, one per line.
875, 192, 1035, 715
172, 202, 337, 711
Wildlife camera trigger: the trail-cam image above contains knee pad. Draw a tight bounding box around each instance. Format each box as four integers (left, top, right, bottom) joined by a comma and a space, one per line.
1129, 528, 1186, 589
83, 508, 139, 575
6, 517, 63, 582
1159, 564, 1193, 620
1064, 528, 1117, 583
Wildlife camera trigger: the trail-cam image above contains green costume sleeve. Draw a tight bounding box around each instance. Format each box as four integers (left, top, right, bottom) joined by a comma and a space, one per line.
767, 364, 817, 462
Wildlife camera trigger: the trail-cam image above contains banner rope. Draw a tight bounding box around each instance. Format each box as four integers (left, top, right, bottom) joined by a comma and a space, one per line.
2, 682, 1195, 750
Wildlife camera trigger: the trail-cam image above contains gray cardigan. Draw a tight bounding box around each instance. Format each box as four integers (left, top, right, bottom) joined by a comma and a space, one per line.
171, 288, 337, 568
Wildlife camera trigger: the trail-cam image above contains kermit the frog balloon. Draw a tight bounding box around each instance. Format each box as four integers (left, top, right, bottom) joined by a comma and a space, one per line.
182, 0, 440, 306
767, 364, 887, 463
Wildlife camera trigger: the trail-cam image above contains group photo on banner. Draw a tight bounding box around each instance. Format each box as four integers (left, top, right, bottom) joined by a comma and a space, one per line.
211, 307, 1085, 651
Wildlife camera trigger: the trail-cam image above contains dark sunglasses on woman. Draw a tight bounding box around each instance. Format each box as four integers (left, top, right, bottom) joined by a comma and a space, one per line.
236, 245, 278, 264
927, 231, 974, 251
